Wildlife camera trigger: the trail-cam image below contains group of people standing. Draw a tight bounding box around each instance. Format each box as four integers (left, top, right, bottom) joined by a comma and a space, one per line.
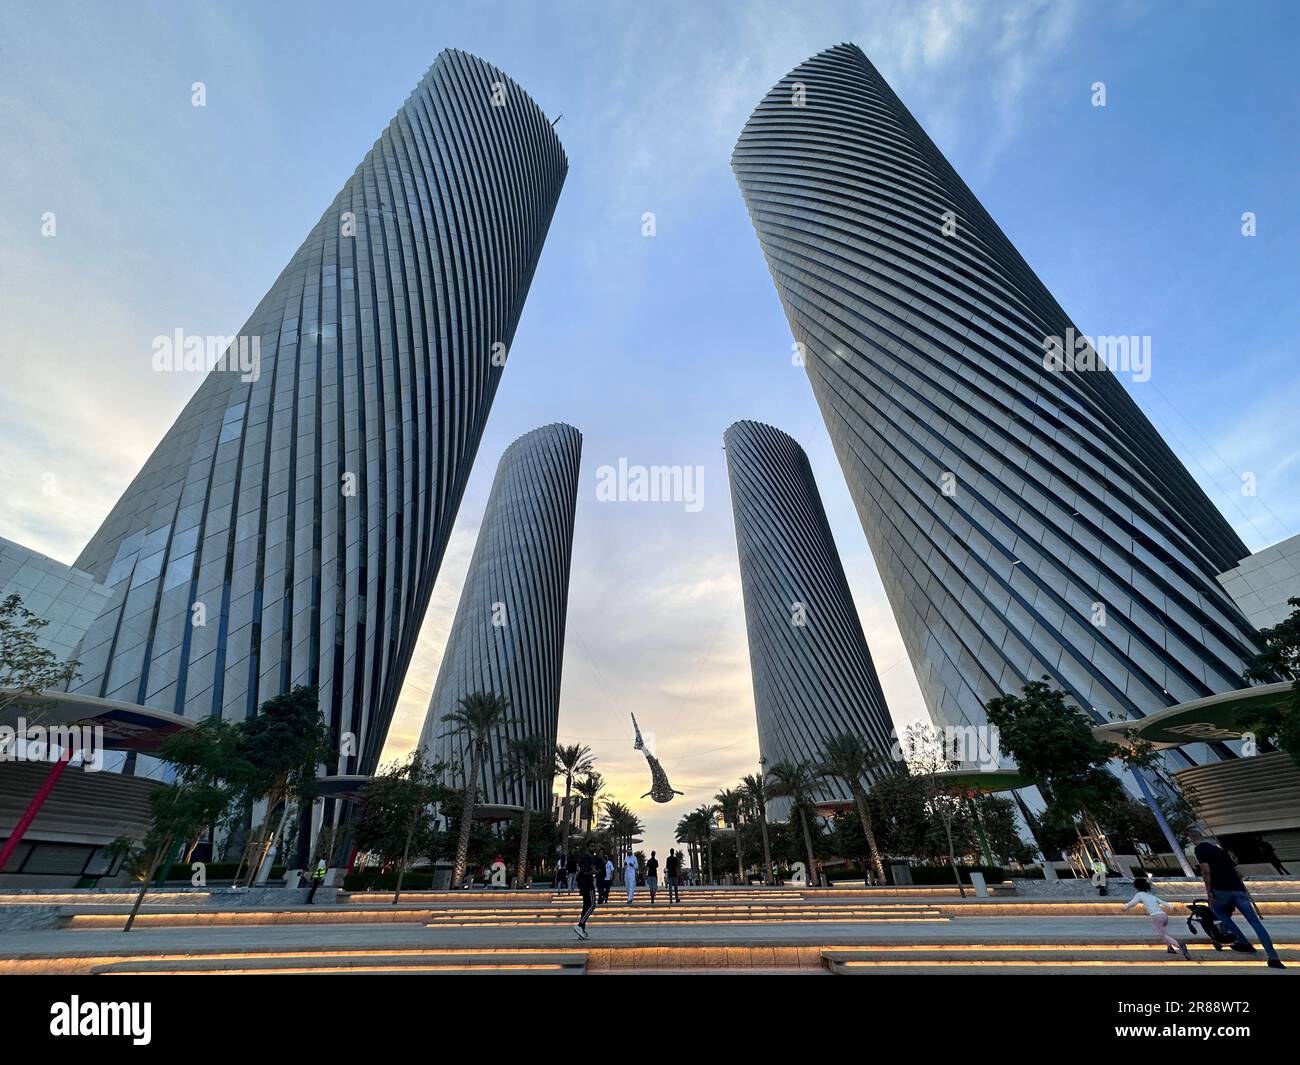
564, 844, 687, 939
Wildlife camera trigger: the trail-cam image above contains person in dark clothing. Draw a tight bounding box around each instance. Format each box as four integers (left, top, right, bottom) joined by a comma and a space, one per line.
305, 859, 326, 904
553, 855, 567, 890
664, 848, 681, 903
645, 850, 659, 904
597, 851, 612, 904
1259, 838, 1290, 877
1191, 829, 1284, 968
573, 845, 599, 940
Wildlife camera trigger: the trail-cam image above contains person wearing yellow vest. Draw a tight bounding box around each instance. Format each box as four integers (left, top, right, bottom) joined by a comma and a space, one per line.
306, 859, 326, 905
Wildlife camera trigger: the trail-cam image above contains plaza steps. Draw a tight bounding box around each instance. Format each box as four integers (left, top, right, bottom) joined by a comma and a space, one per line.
0, 946, 588, 976
7, 939, 1300, 976
91, 949, 589, 976
56, 901, 951, 930
820, 943, 1300, 975
422, 903, 947, 926
52, 891, 1300, 931
363, 885, 1014, 903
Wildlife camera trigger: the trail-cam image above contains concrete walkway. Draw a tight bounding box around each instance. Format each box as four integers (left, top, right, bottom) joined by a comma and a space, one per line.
5, 914, 1299, 957
4, 887, 1297, 974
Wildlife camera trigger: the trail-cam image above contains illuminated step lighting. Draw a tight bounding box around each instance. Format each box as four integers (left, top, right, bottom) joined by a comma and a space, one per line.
422, 913, 945, 922
66, 906, 946, 928
424, 918, 951, 927
0, 893, 201, 906
166, 949, 583, 960
420, 908, 942, 916
826, 951, 1300, 957
422, 908, 944, 917
835, 959, 1285, 969
54, 948, 585, 967
102, 964, 574, 975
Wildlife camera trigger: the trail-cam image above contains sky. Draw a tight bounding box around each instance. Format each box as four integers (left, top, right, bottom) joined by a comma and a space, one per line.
2, 0, 1298, 853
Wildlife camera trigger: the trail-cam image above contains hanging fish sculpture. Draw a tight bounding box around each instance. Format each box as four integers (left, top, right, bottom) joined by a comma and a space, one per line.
633, 714, 683, 804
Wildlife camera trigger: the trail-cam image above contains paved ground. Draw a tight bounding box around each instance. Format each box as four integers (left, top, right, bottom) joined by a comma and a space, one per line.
5, 913, 1299, 958
4, 886, 1297, 974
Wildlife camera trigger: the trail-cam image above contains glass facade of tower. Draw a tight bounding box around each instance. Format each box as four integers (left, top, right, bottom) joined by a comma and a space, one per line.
66, 49, 567, 777
421, 423, 582, 812
725, 420, 895, 815
733, 44, 1258, 755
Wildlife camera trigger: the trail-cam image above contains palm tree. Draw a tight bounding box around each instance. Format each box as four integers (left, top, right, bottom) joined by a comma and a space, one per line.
692, 804, 718, 884
505, 733, 553, 889
715, 787, 746, 886
674, 815, 699, 878
554, 743, 594, 863
739, 772, 774, 885
573, 771, 606, 836
620, 808, 644, 863
766, 759, 825, 886
441, 691, 510, 888
675, 812, 706, 881
819, 732, 887, 883
600, 800, 627, 860
600, 801, 644, 864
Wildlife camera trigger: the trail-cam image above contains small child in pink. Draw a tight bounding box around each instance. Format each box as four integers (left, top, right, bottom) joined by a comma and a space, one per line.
1122, 876, 1190, 959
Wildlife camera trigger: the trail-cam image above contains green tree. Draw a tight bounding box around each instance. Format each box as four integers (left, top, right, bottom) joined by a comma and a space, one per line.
124, 718, 246, 930
865, 771, 928, 860
904, 722, 969, 896
353, 750, 450, 903
503, 809, 561, 880
554, 743, 595, 862
715, 787, 746, 884
600, 800, 644, 865
434, 789, 494, 875
505, 734, 554, 888
440, 691, 510, 887
984, 678, 1125, 866
573, 771, 606, 833
829, 807, 869, 876
973, 794, 1038, 866
1097, 795, 1171, 857
739, 772, 774, 884
0, 593, 80, 728
1242, 597, 1300, 766
763, 819, 800, 874
675, 813, 703, 876
766, 760, 825, 885
231, 685, 330, 887
818, 732, 888, 882
695, 804, 718, 883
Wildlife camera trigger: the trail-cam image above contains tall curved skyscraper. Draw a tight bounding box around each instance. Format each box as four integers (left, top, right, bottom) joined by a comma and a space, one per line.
732, 44, 1258, 753
421, 423, 582, 812
725, 420, 895, 815
67, 49, 567, 776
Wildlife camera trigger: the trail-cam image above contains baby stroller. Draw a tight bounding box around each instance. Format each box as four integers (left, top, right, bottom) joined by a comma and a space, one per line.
1186, 899, 1236, 950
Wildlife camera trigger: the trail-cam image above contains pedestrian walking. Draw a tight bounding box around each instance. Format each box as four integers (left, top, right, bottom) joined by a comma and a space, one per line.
1122, 876, 1190, 959
624, 850, 639, 903
1191, 829, 1284, 969
664, 848, 680, 903
572, 844, 599, 940
597, 851, 613, 904
305, 859, 326, 904
1090, 857, 1108, 896
646, 851, 659, 903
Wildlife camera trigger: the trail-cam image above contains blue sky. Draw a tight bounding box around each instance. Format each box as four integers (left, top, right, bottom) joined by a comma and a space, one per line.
2, 0, 1297, 850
